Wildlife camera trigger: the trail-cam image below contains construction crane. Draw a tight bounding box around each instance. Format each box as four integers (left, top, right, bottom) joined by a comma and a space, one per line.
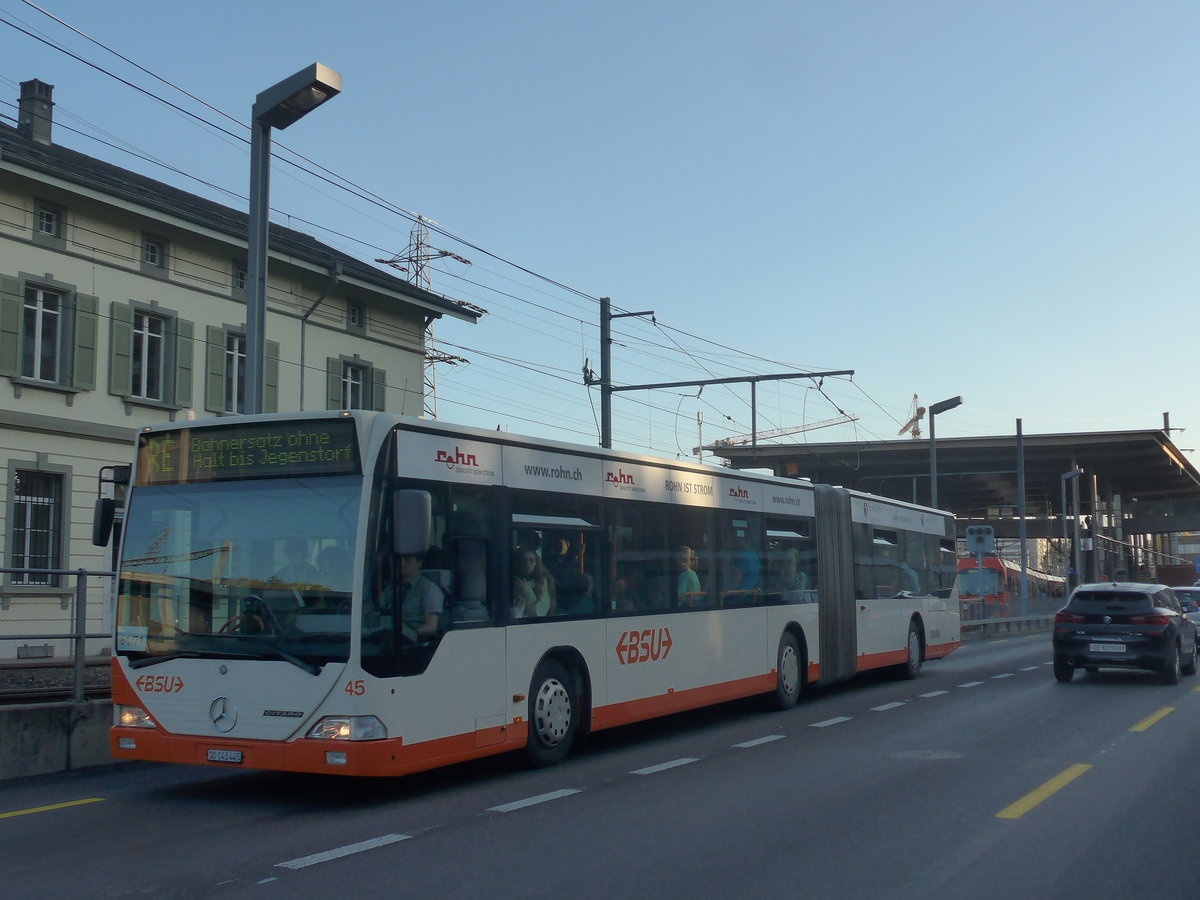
709, 414, 859, 448
898, 395, 926, 439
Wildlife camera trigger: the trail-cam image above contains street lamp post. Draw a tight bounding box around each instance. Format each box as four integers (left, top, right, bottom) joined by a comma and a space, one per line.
244, 63, 342, 415
1060, 468, 1082, 589
928, 395, 963, 509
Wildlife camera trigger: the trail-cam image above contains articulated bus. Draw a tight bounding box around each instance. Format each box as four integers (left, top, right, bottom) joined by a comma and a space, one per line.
954, 554, 1066, 620
110, 411, 960, 777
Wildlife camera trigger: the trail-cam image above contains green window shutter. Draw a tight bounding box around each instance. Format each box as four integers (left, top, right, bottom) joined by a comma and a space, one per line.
371, 367, 386, 411
264, 340, 280, 413
0, 275, 20, 376
204, 325, 225, 413
72, 293, 99, 390
326, 357, 341, 410
174, 319, 194, 408
109, 301, 134, 396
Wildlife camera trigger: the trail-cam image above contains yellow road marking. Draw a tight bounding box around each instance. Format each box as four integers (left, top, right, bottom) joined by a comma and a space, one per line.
996, 764, 1092, 819
0, 797, 105, 820
1130, 707, 1174, 732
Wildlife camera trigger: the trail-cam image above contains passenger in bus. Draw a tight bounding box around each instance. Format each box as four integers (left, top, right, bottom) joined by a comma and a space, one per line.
772, 548, 806, 592
547, 538, 593, 614
513, 549, 557, 618
676, 545, 703, 606
732, 548, 761, 591
274, 539, 320, 585
398, 553, 444, 641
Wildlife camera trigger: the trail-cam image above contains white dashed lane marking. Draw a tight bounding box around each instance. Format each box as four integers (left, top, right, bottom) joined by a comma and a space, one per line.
810, 716, 853, 728
919, 690, 949, 698
631, 758, 699, 775
277, 834, 412, 869
488, 789, 582, 812
959, 681, 984, 688
871, 702, 906, 711
733, 734, 786, 749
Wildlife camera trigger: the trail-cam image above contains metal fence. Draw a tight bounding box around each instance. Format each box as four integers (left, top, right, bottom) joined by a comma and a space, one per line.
0, 567, 115, 703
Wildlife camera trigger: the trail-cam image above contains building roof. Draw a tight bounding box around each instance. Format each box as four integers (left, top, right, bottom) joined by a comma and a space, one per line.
712, 429, 1200, 521
0, 120, 479, 323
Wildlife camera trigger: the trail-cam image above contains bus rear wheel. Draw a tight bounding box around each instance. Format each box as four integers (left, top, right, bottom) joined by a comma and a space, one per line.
774, 632, 803, 709
526, 658, 578, 767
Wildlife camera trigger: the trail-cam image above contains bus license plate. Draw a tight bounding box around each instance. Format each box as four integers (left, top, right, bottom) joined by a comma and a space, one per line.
1089, 642, 1126, 653
207, 748, 243, 763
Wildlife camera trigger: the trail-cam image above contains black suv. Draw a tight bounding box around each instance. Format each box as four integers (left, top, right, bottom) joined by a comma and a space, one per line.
1053, 582, 1198, 684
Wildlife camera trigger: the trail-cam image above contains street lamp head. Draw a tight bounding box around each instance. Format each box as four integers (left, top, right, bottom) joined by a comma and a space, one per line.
253, 63, 342, 130
930, 395, 963, 417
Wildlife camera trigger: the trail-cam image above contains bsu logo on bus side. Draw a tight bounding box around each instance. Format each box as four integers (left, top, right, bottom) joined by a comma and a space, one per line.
615, 627, 673, 665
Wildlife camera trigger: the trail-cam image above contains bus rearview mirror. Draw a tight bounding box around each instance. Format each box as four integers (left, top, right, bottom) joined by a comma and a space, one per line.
394, 490, 432, 557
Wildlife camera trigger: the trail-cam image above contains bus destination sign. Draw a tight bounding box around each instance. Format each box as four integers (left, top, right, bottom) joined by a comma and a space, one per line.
136, 419, 360, 485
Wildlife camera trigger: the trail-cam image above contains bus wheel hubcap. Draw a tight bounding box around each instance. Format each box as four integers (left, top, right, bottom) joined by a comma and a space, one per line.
534, 678, 571, 746
780, 645, 799, 695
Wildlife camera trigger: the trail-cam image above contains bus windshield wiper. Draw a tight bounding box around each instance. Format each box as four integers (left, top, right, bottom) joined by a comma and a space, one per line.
128, 650, 229, 669
255, 641, 322, 676
127, 645, 320, 675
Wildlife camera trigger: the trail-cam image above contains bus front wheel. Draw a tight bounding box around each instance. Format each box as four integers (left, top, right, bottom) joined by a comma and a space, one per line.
526, 658, 578, 767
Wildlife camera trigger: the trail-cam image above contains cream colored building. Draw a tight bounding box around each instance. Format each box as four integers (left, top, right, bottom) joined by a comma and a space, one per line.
0, 79, 479, 659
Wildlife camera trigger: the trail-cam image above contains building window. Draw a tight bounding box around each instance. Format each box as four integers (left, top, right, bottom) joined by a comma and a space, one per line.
342, 362, 366, 409
36, 204, 62, 237
1, 274, 97, 392
225, 333, 246, 414
233, 264, 247, 292
22, 285, 62, 382
10, 470, 62, 586
107, 301, 191, 410
141, 235, 169, 276
143, 239, 164, 267
347, 300, 366, 334
327, 356, 384, 411
132, 311, 166, 401
204, 325, 277, 414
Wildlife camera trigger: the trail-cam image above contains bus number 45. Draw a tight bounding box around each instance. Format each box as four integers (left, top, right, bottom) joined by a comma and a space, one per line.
344, 680, 366, 696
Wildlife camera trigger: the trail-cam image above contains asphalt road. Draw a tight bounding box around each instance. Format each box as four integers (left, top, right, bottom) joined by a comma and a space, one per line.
4, 634, 1198, 899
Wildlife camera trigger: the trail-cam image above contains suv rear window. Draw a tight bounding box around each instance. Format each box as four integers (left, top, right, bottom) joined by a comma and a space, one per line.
1071, 591, 1156, 610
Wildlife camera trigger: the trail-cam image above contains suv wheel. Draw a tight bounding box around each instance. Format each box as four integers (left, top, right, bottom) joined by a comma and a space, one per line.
1053, 656, 1074, 683
1182, 638, 1198, 677
1160, 641, 1182, 685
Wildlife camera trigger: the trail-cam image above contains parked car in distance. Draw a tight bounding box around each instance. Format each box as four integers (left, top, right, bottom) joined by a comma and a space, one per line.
1053, 582, 1198, 684
1171, 586, 1200, 627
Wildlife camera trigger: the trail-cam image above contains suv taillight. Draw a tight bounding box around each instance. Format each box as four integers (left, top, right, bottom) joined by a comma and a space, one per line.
1055, 611, 1086, 624
1129, 614, 1171, 626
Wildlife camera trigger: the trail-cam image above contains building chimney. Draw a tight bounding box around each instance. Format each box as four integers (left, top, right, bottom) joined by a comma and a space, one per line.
18, 79, 55, 145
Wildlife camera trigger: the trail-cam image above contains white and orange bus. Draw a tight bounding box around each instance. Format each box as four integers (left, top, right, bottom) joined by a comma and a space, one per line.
109, 411, 960, 776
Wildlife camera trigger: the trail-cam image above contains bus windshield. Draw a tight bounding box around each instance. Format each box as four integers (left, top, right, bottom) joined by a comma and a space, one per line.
115, 475, 362, 671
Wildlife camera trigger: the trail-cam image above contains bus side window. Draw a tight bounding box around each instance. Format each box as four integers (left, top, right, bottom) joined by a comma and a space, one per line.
450, 537, 491, 624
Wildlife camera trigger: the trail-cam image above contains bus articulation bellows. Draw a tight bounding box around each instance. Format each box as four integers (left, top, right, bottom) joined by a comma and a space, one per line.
110, 411, 960, 776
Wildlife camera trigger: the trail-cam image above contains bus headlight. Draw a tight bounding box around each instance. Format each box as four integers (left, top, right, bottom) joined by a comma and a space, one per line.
306, 716, 386, 741
116, 705, 157, 728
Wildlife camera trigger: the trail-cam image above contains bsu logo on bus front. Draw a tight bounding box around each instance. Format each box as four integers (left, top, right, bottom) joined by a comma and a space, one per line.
615, 627, 673, 665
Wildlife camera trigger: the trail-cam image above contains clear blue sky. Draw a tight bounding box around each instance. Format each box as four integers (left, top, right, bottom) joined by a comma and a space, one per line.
4, 1, 1197, 459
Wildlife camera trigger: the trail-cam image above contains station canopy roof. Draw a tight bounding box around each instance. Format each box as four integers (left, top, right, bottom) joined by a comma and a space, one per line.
711, 429, 1200, 520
